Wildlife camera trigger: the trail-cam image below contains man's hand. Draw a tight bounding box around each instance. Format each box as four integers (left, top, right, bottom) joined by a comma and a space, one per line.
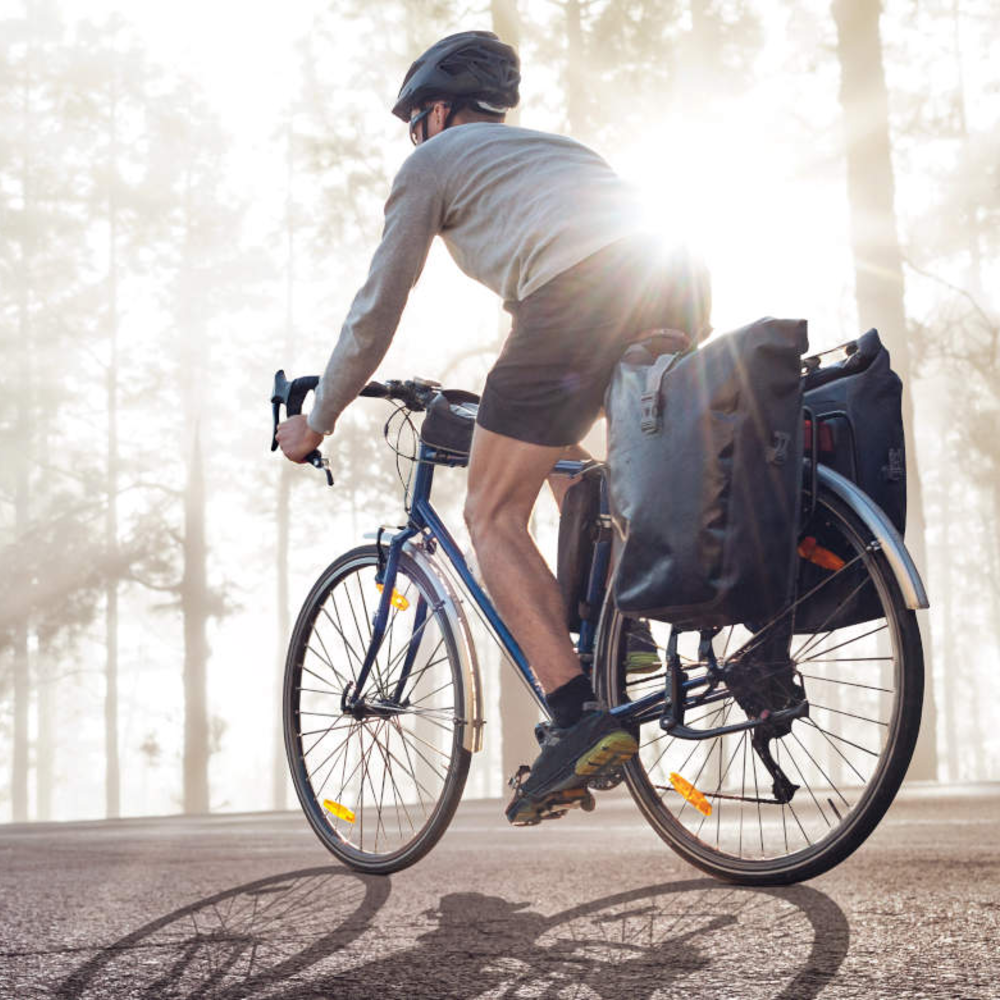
276, 414, 325, 463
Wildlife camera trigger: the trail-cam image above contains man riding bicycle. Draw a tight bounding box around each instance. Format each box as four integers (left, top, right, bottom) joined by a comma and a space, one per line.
277, 31, 711, 825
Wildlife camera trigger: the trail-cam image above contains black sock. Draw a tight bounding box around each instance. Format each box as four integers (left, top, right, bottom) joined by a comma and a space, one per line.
546, 674, 596, 729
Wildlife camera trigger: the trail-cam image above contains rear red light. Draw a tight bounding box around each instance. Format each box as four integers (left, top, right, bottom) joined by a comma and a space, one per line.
803, 419, 835, 454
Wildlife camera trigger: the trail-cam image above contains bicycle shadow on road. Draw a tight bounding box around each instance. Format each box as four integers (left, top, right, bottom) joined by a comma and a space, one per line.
321, 879, 850, 1000
55, 866, 389, 1000
57, 871, 848, 1000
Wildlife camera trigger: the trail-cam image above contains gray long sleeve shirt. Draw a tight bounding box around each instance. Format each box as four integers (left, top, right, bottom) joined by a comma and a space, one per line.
308, 122, 645, 435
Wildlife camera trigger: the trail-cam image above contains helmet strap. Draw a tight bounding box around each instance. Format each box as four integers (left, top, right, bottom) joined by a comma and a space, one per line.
443, 100, 464, 130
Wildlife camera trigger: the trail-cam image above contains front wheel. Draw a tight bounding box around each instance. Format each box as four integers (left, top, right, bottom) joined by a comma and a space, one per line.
595, 489, 923, 885
284, 544, 470, 874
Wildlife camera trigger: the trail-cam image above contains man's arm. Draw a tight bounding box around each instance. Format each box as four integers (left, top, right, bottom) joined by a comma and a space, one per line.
305, 152, 444, 438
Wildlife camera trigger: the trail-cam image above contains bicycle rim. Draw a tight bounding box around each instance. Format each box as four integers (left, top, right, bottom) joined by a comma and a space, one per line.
284, 545, 470, 874
597, 491, 923, 884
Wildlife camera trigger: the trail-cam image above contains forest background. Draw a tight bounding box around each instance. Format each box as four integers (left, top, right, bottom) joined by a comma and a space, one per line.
2, 0, 997, 823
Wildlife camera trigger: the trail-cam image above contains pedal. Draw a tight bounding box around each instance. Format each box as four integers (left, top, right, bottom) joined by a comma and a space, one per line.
507, 785, 596, 826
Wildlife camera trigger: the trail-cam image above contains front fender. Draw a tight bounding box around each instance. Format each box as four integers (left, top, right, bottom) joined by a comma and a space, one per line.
402, 537, 486, 753
816, 464, 929, 610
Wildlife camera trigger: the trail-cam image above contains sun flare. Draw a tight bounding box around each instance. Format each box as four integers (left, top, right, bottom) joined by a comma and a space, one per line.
614, 106, 854, 344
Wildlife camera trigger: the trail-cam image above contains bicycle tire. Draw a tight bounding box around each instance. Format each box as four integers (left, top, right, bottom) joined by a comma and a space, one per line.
284, 544, 470, 874
595, 488, 923, 885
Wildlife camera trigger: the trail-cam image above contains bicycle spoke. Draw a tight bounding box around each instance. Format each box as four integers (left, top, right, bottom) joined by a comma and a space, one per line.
301, 722, 356, 760
790, 729, 850, 808
801, 714, 868, 784
798, 673, 893, 694
810, 702, 888, 727
317, 608, 364, 678
390, 717, 433, 832
751, 741, 764, 854
300, 661, 342, 692
378, 729, 448, 802
794, 619, 886, 665
309, 725, 356, 799
324, 595, 364, 677
342, 578, 371, 678
800, 717, 879, 757
781, 738, 832, 829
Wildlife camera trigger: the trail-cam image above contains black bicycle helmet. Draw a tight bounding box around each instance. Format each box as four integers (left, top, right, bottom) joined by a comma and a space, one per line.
392, 31, 520, 122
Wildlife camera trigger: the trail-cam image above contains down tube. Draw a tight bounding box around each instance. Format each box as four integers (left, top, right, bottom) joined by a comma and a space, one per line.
413, 497, 550, 713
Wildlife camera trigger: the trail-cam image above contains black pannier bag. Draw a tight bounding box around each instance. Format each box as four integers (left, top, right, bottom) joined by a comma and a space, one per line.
794, 328, 906, 632
606, 317, 808, 628
556, 474, 602, 632
802, 327, 905, 534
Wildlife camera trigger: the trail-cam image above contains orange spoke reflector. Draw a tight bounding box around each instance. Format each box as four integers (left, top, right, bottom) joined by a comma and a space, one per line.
669, 772, 712, 816
322, 799, 356, 823
376, 583, 410, 611
798, 536, 846, 571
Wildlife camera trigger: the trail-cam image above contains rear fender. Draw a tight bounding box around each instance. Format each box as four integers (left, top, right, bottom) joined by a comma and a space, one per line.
816, 464, 929, 610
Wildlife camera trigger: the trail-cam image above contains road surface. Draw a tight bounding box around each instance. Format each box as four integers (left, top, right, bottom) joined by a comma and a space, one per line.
1, 784, 997, 998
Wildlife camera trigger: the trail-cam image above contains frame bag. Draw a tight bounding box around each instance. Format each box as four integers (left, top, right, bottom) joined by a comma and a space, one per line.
556, 475, 602, 632
606, 317, 808, 629
795, 328, 906, 631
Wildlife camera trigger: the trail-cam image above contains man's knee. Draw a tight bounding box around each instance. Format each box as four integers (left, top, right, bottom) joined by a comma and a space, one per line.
464, 494, 528, 550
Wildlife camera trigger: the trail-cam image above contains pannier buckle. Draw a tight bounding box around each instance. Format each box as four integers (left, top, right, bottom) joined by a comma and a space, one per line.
769, 431, 791, 465
882, 447, 904, 483
640, 391, 659, 434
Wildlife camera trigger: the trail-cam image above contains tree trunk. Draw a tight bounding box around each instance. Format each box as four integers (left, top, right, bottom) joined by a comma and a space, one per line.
564, 0, 587, 137
104, 82, 121, 818
182, 425, 210, 813
274, 463, 291, 811
939, 428, 957, 782
35, 637, 54, 821
11, 44, 34, 824
11, 630, 29, 823
273, 118, 296, 813
831, 0, 937, 781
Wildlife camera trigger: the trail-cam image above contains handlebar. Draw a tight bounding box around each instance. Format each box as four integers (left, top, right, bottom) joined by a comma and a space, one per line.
270, 371, 450, 486
357, 376, 443, 410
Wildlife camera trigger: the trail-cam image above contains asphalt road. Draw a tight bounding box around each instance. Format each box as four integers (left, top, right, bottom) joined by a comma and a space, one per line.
1, 784, 998, 999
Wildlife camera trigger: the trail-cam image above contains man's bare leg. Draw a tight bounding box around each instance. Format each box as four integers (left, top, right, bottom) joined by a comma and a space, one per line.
464, 424, 584, 694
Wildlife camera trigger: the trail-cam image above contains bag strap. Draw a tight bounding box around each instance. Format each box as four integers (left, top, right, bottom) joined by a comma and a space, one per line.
640, 352, 682, 434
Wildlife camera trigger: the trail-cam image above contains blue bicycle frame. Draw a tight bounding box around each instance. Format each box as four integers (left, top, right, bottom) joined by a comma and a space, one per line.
343, 443, 675, 730
343, 447, 598, 714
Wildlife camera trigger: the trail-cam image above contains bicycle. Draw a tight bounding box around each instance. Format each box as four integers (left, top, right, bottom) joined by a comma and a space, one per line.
269, 367, 927, 883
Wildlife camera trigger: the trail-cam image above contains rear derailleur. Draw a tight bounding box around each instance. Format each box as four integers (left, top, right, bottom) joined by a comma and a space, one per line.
662, 627, 808, 805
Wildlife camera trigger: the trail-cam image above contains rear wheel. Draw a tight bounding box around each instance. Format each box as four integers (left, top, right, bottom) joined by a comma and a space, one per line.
596, 490, 923, 884
284, 544, 470, 874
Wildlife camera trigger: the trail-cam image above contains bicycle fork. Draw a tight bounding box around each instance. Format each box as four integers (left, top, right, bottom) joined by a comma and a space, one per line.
342, 527, 427, 718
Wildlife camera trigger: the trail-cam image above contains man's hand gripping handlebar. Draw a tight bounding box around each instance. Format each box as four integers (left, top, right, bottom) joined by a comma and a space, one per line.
270, 370, 334, 486
270, 371, 445, 485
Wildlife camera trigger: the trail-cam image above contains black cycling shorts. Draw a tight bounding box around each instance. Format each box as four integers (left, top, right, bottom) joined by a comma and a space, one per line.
476, 236, 709, 447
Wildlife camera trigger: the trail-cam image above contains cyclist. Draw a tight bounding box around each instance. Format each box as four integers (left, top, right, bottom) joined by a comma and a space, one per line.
276, 31, 711, 824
